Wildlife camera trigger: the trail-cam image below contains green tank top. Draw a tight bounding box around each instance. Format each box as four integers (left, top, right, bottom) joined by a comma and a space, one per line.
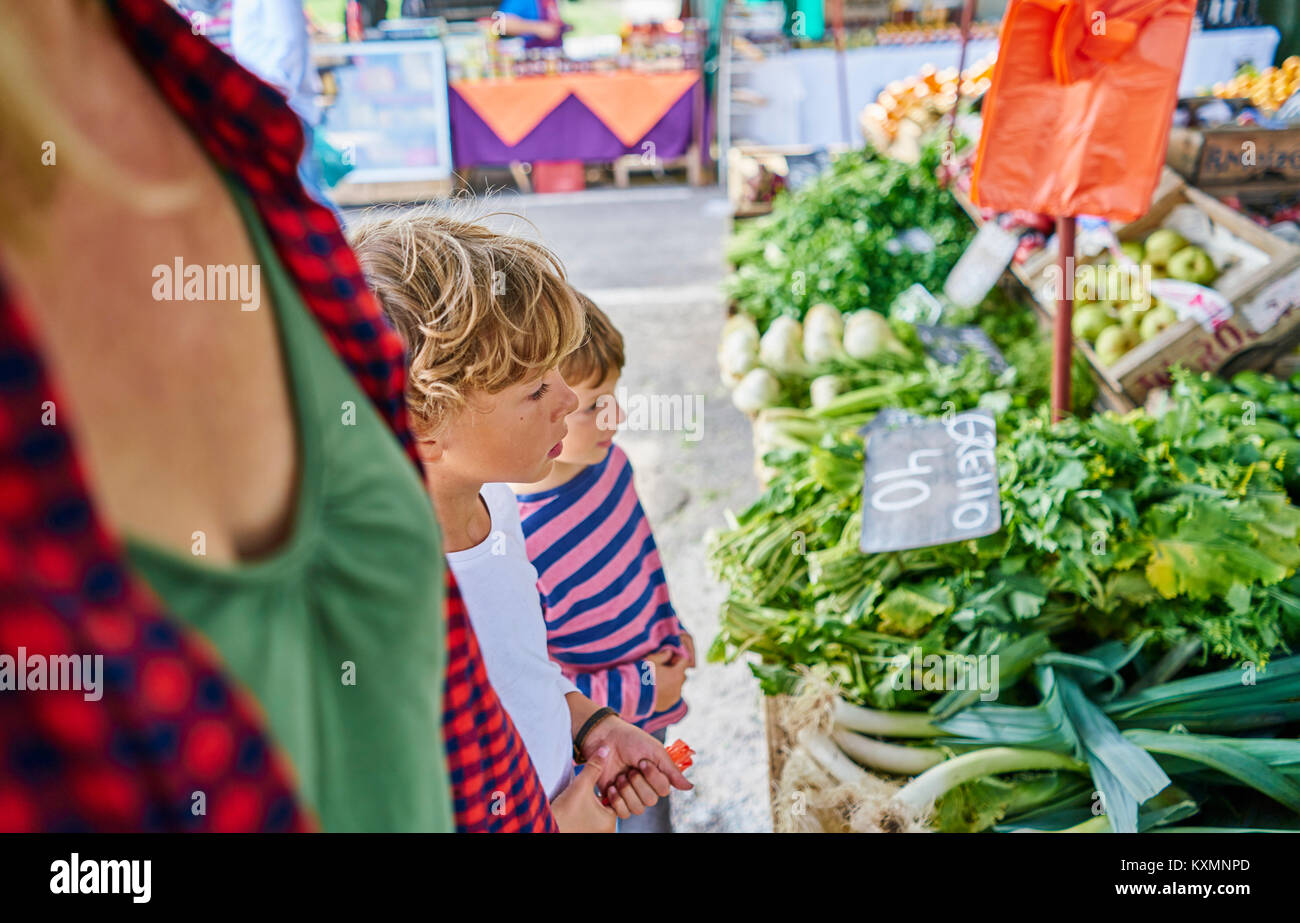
125, 178, 453, 832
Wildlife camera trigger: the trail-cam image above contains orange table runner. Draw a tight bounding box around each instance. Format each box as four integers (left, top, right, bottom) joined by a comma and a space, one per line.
451, 70, 700, 148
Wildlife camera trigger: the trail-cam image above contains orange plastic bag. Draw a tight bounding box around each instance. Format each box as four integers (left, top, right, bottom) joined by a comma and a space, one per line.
971, 0, 1197, 223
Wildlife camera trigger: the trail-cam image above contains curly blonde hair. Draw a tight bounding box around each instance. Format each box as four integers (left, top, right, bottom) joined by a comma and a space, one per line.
349, 208, 586, 439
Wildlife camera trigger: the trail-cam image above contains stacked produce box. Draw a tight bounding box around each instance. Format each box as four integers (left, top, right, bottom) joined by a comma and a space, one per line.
951, 159, 1300, 410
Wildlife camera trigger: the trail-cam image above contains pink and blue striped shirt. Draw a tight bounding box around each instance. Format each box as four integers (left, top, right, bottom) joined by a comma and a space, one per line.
516, 444, 689, 733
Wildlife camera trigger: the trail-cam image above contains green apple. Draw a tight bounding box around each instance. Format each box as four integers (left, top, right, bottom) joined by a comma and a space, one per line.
1117, 301, 1147, 330
1139, 304, 1178, 341
1072, 303, 1112, 342
1144, 229, 1190, 268
1095, 324, 1140, 366
1166, 245, 1218, 286
1120, 241, 1145, 264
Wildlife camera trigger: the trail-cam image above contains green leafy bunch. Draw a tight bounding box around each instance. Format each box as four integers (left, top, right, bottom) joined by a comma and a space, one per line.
710, 370, 1300, 706
723, 146, 974, 331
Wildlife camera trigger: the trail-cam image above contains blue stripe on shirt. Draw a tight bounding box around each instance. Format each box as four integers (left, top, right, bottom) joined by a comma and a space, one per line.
550, 606, 680, 665
528, 465, 634, 574
541, 523, 653, 623
635, 664, 655, 716
543, 536, 662, 630
607, 666, 623, 712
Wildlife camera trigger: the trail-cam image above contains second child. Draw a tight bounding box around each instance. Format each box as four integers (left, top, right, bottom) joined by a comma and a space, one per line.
513, 295, 694, 834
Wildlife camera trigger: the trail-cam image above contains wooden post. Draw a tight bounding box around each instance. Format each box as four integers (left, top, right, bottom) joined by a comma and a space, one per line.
946, 0, 976, 169
1052, 216, 1076, 421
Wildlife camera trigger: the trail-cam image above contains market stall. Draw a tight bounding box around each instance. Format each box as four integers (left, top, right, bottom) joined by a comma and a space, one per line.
307, 15, 708, 199
713, 149, 1300, 835
709, 4, 1300, 833
444, 19, 708, 187
448, 70, 704, 173
731, 26, 1281, 148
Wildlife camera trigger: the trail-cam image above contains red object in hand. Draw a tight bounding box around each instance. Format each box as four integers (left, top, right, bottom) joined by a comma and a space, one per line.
595, 739, 695, 808
666, 739, 695, 772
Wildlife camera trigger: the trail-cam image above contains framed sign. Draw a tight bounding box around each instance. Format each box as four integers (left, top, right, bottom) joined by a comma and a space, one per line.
312, 40, 454, 185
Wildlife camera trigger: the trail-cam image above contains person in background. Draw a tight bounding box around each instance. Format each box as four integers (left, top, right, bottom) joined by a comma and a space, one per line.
175, 0, 236, 54
228, 0, 340, 221
512, 295, 694, 834
494, 0, 570, 49
344, 0, 387, 38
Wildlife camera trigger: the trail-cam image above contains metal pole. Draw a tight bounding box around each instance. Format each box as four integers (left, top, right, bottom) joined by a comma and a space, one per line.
1052, 216, 1076, 422
831, 0, 851, 146
692, 17, 708, 185
943, 0, 976, 185
717, 0, 732, 190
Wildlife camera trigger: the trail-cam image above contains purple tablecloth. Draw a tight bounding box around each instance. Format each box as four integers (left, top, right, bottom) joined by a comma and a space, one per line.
449, 86, 698, 169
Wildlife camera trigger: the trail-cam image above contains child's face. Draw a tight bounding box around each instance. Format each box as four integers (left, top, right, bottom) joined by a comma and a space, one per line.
435, 367, 580, 485
556, 370, 623, 468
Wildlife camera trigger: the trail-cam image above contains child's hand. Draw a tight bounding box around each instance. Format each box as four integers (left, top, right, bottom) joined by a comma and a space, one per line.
551, 746, 617, 833
645, 648, 687, 712
681, 632, 696, 669
578, 718, 693, 818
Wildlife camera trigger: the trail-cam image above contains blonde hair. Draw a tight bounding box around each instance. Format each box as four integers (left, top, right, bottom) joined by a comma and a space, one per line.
562, 292, 625, 387
349, 208, 586, 439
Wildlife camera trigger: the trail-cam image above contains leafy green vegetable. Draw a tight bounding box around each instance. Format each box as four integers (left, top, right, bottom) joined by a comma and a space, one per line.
724, 146, 974, 332
711, 370, 1300, 712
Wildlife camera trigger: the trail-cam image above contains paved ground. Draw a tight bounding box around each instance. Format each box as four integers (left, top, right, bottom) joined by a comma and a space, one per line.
459, 186, 772, 832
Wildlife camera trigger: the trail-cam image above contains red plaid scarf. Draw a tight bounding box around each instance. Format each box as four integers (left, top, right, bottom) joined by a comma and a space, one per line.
0, 0, 556, 833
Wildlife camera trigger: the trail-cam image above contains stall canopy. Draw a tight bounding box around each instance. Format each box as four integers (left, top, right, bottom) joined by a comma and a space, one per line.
971, 0, 1197, 222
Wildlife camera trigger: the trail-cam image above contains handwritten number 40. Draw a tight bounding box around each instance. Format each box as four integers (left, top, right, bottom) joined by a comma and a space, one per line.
870, 449, 943, 512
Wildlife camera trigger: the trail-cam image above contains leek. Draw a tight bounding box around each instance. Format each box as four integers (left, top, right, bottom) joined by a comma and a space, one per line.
1124, 730, 1300, 815
890, 748, 1088, 819
833, 699, 940, 738
832, 728, 945, 776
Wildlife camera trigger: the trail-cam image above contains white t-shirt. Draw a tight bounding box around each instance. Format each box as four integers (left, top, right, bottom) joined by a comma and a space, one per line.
445, 483, 577, 801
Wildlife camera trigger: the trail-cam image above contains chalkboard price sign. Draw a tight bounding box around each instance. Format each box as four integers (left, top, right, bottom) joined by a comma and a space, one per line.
859, 409, 1002, 554
914, 324, 1009, 373
784, 149, 834, 192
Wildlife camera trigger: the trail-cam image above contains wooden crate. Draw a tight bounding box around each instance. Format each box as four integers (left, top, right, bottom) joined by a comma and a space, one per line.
726, 144, 849, 219
764, 696, 793, 832
1166, 124, 1300, 188
613, 145, 706, 188
1026, 173, 1300, 406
